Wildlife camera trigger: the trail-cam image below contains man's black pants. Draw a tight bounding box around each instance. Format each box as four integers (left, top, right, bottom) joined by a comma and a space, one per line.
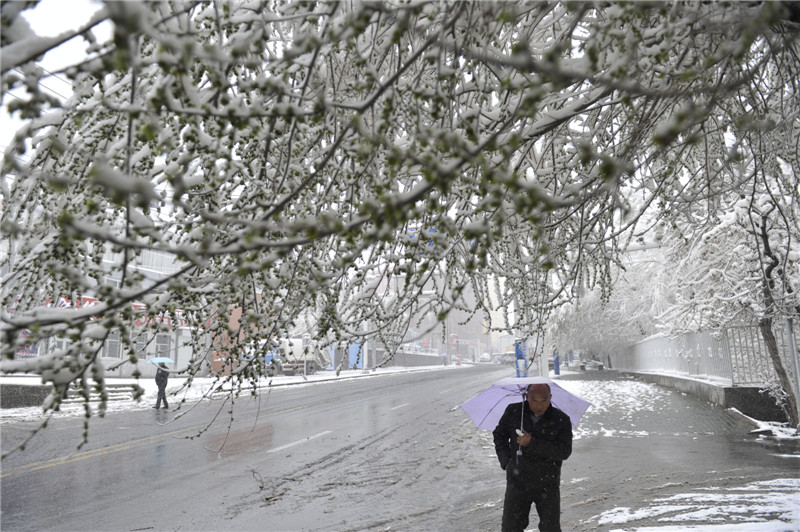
156, 387, 169, 409
501, 481, 561, 532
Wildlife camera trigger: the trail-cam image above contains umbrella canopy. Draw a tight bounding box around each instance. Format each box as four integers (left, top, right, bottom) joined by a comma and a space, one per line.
146, 357, 175, 364
461, 376, 591, 430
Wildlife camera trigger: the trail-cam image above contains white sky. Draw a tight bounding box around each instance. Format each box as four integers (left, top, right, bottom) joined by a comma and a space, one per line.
1, 0, 109, 160
19, 0, 105, 39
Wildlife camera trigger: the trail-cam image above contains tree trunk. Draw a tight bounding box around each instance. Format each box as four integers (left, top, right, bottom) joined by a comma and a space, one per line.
758, 317, 799, 427
754, 208, 799, 428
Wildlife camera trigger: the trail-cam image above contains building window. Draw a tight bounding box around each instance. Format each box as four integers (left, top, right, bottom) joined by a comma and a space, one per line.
51, 337, 68, 352
133, 331, 148, 357
155, 333, 171, 357
105, 330, 121, 358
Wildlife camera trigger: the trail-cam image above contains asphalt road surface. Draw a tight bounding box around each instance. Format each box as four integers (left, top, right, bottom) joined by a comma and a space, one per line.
1, 366, 797, 531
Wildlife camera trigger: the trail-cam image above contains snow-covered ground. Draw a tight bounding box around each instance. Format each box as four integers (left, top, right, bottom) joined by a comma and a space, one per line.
561, 377, 800, 441
553, 376, 800, 532
602, 477, 800, 532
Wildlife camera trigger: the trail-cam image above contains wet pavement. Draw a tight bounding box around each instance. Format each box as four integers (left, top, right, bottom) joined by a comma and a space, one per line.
2, 367, 798, 531
231, 368, 799, 531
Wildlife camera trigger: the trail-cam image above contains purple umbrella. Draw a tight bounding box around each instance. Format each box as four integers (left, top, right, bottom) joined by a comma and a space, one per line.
461, 376, 591, 430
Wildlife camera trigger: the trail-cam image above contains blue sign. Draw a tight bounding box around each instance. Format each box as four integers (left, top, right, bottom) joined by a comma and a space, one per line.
514, 339, 527, 378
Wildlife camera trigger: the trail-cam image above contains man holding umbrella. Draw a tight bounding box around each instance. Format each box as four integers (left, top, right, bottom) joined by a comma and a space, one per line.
492, 383, 572, 532
154, 362, 169, 409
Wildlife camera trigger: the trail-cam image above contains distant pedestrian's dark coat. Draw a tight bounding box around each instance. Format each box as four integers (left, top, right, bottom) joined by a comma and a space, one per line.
155, 364, 169, 409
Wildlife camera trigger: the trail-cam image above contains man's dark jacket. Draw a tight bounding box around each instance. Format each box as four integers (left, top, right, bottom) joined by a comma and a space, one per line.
493, 401, 573, 487
155, 367, 169, 388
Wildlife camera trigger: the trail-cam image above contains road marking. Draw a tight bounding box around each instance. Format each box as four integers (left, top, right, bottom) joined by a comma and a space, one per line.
0, 426, 197, 478
267, 430, 332, 453
390, 402, 410, 410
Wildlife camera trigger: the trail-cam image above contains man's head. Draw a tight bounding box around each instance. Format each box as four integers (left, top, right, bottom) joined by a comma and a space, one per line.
526, 383, 551, 416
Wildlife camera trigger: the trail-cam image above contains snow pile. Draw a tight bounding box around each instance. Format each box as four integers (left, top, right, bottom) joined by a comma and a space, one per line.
603, 478, 800, 531
731, 408, 800, 440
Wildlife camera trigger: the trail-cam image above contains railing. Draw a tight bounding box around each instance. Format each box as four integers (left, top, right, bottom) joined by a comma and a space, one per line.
612, 324, 798, 388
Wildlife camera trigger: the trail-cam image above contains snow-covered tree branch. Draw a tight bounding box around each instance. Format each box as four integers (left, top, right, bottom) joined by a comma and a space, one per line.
2, 1, 798, 426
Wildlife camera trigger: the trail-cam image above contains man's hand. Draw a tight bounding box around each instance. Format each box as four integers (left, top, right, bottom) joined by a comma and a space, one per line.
516, 429, 532, 447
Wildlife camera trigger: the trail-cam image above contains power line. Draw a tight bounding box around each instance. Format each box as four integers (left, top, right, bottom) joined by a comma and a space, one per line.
37, 67, 73, 88
38, 83, 70, 101
0, 148, 31, 165
2, 90, 24, 101
11, 68, 72, 100
11, 66, 73, 88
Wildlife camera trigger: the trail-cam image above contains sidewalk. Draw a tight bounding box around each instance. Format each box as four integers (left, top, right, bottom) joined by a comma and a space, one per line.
0, 364, 459, 421
617, 369, 790, 423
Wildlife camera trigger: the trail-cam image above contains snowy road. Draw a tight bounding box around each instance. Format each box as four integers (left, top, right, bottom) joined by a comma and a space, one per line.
1, 366, 798, 531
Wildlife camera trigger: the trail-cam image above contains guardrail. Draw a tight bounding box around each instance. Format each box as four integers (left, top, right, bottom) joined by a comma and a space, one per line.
612, 324, 798, 388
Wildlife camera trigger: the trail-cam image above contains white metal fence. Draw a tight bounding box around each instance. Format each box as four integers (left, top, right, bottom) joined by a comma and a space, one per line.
612, 323, 798, 388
